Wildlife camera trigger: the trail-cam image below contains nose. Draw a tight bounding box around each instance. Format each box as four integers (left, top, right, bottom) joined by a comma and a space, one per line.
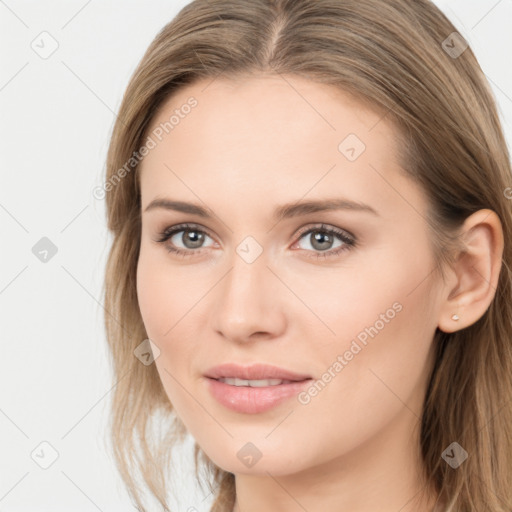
210, 249, 287, 344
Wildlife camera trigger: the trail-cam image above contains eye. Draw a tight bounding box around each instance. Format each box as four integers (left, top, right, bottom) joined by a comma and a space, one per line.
154, 223, 216, 257
154, 222, 357, 260
292, 223, 356, 259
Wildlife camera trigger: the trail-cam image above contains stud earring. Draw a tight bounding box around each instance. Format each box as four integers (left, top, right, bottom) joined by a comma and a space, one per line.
451, 314, 460, 321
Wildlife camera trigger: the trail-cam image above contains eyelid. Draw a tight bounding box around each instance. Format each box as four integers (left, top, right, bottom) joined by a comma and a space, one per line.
293, 223, 355, 243
155, 222, 216, 243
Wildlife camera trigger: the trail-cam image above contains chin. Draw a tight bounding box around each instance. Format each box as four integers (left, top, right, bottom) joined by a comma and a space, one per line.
196, 436, 316, 477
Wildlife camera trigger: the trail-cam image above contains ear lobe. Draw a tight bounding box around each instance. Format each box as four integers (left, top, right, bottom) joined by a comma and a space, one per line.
437, 209, 504, 334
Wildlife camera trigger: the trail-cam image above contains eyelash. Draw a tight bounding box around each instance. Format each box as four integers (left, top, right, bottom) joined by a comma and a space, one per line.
154, 222, 357, 260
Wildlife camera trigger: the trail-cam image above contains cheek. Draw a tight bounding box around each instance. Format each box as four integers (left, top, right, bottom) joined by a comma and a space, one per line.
136, 249, 193, 340
136, 265, 195, 418
304, 258, 438, 426
299, 245, 437, 403
281, 255, 418, 357
136, 253, 201, 394
136, 261, 168, 340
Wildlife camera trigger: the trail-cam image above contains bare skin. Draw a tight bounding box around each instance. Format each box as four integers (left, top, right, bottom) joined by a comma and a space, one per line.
136, 74, 503, 511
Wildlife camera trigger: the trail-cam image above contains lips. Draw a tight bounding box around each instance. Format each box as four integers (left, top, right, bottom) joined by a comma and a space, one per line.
203, 363, 313, 414
206, 378, 312, 414
204, 363, 312, 382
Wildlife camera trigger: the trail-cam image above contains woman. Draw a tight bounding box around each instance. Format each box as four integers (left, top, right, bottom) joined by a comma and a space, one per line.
102, 0, 512, 510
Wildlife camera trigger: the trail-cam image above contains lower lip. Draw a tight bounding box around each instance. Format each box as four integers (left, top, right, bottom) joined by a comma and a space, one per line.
205, 377, 313, 414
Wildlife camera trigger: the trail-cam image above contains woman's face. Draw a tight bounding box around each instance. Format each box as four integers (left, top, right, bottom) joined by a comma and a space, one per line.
137, 75, 445, 477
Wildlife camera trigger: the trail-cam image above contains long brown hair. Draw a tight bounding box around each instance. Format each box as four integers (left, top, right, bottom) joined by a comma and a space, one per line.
102, 1, 512, 510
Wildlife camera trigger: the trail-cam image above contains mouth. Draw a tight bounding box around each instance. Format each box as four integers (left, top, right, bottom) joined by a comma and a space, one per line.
215, 377, 299, 387
204, 362, 312, 382
205, 377, 313, 414
204, 363, 313, 414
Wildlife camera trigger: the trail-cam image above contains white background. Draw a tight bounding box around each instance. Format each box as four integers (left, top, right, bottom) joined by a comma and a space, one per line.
1, 1, 511, 511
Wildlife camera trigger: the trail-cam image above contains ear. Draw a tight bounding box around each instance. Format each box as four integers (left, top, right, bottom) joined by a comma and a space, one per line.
437, 209, 504, 333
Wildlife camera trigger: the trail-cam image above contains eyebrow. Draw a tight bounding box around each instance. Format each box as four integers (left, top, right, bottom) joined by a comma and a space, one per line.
144, 197, 379, 221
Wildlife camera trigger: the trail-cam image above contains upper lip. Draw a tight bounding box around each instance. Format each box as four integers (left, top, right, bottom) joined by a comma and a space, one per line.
204, 363, 312, 381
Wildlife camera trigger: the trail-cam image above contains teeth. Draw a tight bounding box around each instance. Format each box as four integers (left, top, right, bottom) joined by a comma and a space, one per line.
218, 378, 291, 387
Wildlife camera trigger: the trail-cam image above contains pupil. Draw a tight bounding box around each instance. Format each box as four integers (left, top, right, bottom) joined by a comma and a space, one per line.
312, 231, 332, 251
184, 230, 204, 248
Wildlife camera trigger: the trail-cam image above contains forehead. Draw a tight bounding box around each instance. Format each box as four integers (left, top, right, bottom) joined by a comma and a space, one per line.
144, 74, 394, 151
138, 74, 421, 222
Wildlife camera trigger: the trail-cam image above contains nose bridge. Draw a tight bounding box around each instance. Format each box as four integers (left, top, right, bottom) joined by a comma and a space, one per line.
211, 243, 284, 340
222, 247, 270, 314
